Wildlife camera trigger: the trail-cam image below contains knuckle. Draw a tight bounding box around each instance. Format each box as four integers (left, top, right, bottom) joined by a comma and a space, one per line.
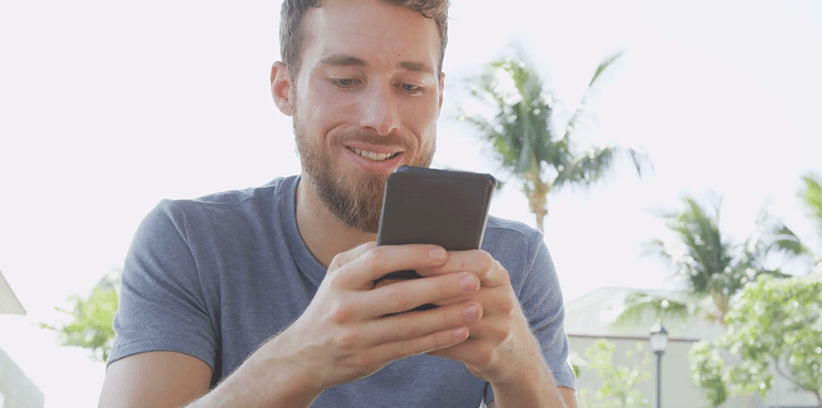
476, 251, 494, 270
494, 260, 511, 284
326, 271, 347, 289
328, 253, 345, 270
354, 351, 378, 371
366, 246, 389, 266
498, 295, 516, 316
386, 285, 410, 310
396, 317, 415, 338
397, 339, 416, 358
334, 330, 360, 351
330, 300, 354, 324
488, 323, 511, 342
474, 343, 496, 367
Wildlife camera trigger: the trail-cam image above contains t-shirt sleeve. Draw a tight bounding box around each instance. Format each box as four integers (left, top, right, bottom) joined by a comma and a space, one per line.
107, 200, 217, 371
484, 229, 576, 404
521, 238, 576, 389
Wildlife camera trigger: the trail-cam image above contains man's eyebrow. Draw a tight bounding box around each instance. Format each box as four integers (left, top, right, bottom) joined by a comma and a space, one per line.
320, 54, 434, 74
320, 54, 367, 67
399, 61, 434, 74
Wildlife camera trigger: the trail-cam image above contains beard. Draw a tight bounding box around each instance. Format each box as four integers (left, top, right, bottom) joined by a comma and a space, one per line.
293, 112, 435, 233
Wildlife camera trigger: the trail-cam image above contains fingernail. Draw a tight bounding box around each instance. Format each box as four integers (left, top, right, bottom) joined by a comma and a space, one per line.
460, 274, 479, 293
429, 247, 446, 261
463, 305, 480, 320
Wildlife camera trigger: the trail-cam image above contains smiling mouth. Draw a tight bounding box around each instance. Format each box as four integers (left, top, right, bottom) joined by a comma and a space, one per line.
348, 147, 402, 162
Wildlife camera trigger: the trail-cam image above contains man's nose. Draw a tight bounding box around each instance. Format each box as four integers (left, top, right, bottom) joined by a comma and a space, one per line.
357, 82, 399, 136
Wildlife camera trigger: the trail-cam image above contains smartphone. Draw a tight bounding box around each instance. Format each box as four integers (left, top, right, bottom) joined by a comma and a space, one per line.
375, 166, 496, 285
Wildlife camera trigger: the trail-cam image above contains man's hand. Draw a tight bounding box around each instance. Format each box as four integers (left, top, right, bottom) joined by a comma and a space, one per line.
202, 242, 484, 407
422, 250, 574, 407
420, 250, 529, 382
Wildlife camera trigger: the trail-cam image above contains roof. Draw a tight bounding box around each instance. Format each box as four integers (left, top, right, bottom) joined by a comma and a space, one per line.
0, 269, 26, 315
564, 286, 724, 341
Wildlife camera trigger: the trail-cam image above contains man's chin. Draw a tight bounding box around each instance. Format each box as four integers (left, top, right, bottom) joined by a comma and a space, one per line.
310, 169, 385, 234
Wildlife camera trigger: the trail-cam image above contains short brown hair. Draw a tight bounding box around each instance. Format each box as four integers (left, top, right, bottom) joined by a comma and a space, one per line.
280, 0, 449, 79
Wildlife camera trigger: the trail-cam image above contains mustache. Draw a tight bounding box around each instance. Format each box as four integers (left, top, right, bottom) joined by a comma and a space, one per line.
335, 130, 411, 150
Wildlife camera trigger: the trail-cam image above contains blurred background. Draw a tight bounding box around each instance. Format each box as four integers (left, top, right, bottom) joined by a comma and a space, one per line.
1, 1, 820, 407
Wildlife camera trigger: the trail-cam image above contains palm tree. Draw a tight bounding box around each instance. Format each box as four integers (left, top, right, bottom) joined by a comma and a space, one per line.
617, 196, 795, 329
460, 51, 648, 232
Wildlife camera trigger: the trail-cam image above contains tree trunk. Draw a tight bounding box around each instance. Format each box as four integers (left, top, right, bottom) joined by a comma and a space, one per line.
526, 178, 549, 233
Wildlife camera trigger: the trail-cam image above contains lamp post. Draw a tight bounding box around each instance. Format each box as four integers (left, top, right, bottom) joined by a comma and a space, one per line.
649, 322, 669, 408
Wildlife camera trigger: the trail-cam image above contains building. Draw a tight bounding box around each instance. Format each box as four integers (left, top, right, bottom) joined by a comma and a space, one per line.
0, 270, 45, 408
565, 287, 819, 408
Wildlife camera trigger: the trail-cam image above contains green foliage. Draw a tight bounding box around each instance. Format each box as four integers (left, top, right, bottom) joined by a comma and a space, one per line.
649, 197, 736, 300
41, 275, 119, 362
800, 173, 822, 267
460, 48, 649, 231
636, 196, 792, 326
626, 175, 822, 406
689, 342, 729, 407
691, 273, 822, 406
578, 339, 652, 408
802, 173, 822, 238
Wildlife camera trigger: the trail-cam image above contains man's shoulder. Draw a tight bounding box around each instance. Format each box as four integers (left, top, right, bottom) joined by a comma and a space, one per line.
482, 215, 545, 265
484, 215, 543, 246
155, 176, 298, 214
184, 175, 298, 206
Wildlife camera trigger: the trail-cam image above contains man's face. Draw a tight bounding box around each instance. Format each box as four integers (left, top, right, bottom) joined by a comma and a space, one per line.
289, 0, 444, 233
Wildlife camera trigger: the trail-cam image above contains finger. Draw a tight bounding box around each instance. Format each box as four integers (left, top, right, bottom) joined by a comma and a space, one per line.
330, 244, 449, 289
427, 338, 486, 365
417, 250, 509, 288
363, 325, 471, 367
364, 300, 483, 346
327, 241, 376, 272
360, 271, 480, 317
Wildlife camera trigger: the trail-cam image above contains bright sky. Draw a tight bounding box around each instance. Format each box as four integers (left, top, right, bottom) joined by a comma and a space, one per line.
1, 1, 820, 406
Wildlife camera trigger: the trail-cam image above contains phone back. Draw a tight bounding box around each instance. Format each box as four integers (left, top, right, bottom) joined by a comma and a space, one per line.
377, 166, 496, 251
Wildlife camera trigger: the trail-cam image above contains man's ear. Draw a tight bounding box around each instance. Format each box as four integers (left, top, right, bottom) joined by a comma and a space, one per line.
438, 72, 446, 113
270, 61, 294, 116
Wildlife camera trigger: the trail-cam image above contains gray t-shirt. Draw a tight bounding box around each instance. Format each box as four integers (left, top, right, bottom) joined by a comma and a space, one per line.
109, 175, 575, 407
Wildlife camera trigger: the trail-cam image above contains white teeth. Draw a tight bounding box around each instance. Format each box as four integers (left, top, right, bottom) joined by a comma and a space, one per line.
352, 148, 395, 161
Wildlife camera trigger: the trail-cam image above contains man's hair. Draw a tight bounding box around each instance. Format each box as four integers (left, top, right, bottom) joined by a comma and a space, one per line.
280, 0, 449, 80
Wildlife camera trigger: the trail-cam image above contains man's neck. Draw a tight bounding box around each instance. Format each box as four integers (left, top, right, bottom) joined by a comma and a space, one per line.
295, 176, 377, 269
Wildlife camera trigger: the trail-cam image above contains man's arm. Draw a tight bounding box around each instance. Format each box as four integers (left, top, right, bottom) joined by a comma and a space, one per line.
101, 243, 484, 408
486, 388, 577, 408
99, 352, 212, 408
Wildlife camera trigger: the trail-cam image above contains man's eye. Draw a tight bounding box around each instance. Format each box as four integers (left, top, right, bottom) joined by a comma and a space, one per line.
399, 83, 422, 94
330, 78, 358, 88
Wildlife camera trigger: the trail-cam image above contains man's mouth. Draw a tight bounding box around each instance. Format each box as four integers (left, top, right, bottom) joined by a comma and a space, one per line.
348, 147, 402, 162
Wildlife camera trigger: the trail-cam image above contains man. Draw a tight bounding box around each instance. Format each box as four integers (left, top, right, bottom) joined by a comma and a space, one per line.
99, 0, 577, 407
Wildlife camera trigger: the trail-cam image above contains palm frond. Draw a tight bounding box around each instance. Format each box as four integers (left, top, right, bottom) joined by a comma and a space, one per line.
562, 53, 622, 140
661, 197, 733, 297
552, 146, 617, 189
588, 52, 623, 88
612, 292, 693, 328
801, 173, 822, 239
552, 146, 648, 191
461, 57, 555, 179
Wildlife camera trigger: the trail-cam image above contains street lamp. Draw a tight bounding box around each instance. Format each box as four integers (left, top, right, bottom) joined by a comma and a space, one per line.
649, 322, 668, 408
